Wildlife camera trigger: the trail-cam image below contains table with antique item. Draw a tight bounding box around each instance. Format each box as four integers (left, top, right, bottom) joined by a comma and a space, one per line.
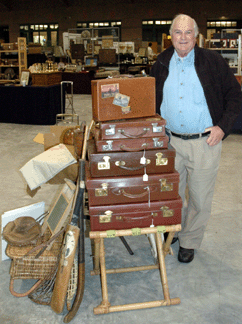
62, 71, 95, 94
31, 72, 62, 86
0, 84, 63, 125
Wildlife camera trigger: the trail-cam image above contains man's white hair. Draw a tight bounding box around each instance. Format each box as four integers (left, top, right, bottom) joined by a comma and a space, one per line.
169, 14, 199, 37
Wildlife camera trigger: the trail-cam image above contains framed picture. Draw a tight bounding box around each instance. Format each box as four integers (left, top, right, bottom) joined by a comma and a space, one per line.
41, 180, 76, 236
94, 44, 102, 55
84, 56, 98, 66
102, 36, 113, 48
221, 39, 227, 48
20, 71, 30, 86
138, 47, 147, 57
229, 39, 237, 48
118, 42, 126, 54
135, 57, 143, 64
126, 43, 135, 54
209, 39, 221, 48
86, 43, 93, 55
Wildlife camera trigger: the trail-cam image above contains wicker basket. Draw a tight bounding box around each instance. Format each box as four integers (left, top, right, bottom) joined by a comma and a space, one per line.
6, 227, 64, 297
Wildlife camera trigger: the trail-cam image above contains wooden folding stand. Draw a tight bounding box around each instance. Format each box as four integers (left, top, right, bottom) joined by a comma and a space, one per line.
89, 224, 181, 315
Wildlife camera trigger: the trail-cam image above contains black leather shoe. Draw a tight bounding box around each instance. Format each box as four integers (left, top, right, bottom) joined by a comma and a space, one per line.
164, 232, 178, 245
178, 247, 194, 263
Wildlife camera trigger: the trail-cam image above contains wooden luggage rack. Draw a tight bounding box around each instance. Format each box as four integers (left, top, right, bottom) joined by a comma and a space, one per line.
89, 224, 181, 315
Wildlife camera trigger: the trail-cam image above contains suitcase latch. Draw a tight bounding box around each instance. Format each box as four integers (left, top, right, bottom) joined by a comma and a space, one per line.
153, 138, 164, 148
156, 153, 168, 166
102, 140, 113, 151
160, 179, 173, 191
105, 125, 116, 136
160, 206, 174, 217
152, 123, 163, 133
98, 156, 110, 170
95, 183, 109, 196
99, 210, 113, 223
115, 160, 126, 167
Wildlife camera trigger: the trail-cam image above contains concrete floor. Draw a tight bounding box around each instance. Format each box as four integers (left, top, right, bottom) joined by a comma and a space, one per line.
0, 94, 242, 324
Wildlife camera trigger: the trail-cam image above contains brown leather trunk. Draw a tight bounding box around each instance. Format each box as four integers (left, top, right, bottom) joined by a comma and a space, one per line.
97, 114, 166, 140
91, 77, 156, 122
94, 127, 169, 152
86, 166, 180, 206
87, 139, 176, 178
89, 197, 182, 231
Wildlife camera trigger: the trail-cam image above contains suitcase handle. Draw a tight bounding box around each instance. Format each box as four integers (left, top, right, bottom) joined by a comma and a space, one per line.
120, 143, 148, 152
118, 128, 149, 139
115, 162, 148, 171
112, 187, 154, 199
122, 214, 151, 222
9, 278, 43, 297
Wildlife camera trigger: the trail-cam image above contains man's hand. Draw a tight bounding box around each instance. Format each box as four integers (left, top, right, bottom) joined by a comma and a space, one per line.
206, 126, 225, 146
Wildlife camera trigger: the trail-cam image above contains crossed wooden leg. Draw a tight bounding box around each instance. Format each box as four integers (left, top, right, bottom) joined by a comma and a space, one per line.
90, 225, 181, 315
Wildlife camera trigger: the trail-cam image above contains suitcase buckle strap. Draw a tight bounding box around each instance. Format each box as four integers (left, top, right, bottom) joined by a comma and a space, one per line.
160, 179, 173, 191
153, 138, 164, 148
152, 123, 163, 133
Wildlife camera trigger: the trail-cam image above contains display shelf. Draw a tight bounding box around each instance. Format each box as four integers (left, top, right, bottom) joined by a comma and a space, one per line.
64, 27, 121, 70
0, 50, 18, 53
204, 32, 242, 75
0, 37, 27, 79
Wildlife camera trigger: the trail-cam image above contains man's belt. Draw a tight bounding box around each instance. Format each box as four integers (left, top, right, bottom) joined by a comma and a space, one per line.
170, 131, 210, 140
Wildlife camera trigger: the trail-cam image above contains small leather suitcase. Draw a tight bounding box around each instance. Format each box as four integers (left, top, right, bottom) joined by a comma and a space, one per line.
97, 114, 166, 140
87, 139, 176, 178
89, 197, 182, 231
94, 127, 169, 152
91, 77, 156, 122
86, 166, 180, 206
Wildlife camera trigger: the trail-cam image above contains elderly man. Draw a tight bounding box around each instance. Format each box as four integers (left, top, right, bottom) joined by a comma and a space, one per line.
150, 14, 242, 263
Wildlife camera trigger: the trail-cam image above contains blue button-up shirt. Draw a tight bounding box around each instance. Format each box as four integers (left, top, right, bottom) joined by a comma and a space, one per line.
160, 49, 213, 134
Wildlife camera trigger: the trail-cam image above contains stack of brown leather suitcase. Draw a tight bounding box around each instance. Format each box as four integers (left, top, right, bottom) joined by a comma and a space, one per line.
86, 77, 182, 231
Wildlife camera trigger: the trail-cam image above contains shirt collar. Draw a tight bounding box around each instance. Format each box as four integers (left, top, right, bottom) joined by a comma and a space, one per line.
174, 48, 194, 66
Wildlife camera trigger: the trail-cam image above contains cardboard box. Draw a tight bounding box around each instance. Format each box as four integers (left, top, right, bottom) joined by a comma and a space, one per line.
43, 125, 79, 183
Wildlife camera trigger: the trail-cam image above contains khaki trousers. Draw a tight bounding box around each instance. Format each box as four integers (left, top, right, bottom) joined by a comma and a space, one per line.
170, 134, 222, 249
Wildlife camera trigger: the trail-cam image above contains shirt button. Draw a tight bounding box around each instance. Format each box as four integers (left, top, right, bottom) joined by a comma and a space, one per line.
181, 124, 184, 127
182, 70, 184, 72
180, 83, 183, 85
180, 97, 183, 99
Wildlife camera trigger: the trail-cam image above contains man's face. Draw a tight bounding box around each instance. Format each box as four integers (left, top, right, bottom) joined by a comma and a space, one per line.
171, 16, 197, 57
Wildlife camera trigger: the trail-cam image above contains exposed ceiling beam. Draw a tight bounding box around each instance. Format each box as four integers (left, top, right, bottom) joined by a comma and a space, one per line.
59, 0, 71, 7
0, 0, 12, 11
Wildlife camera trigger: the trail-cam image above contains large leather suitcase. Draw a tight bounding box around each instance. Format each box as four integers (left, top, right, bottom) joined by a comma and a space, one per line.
89, 197, 182, 231
87, 139, 176, 178
94, 127, 169, 152
86, 167, 180, 206
97, 114, 166, 140
91, 77, 156, 122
